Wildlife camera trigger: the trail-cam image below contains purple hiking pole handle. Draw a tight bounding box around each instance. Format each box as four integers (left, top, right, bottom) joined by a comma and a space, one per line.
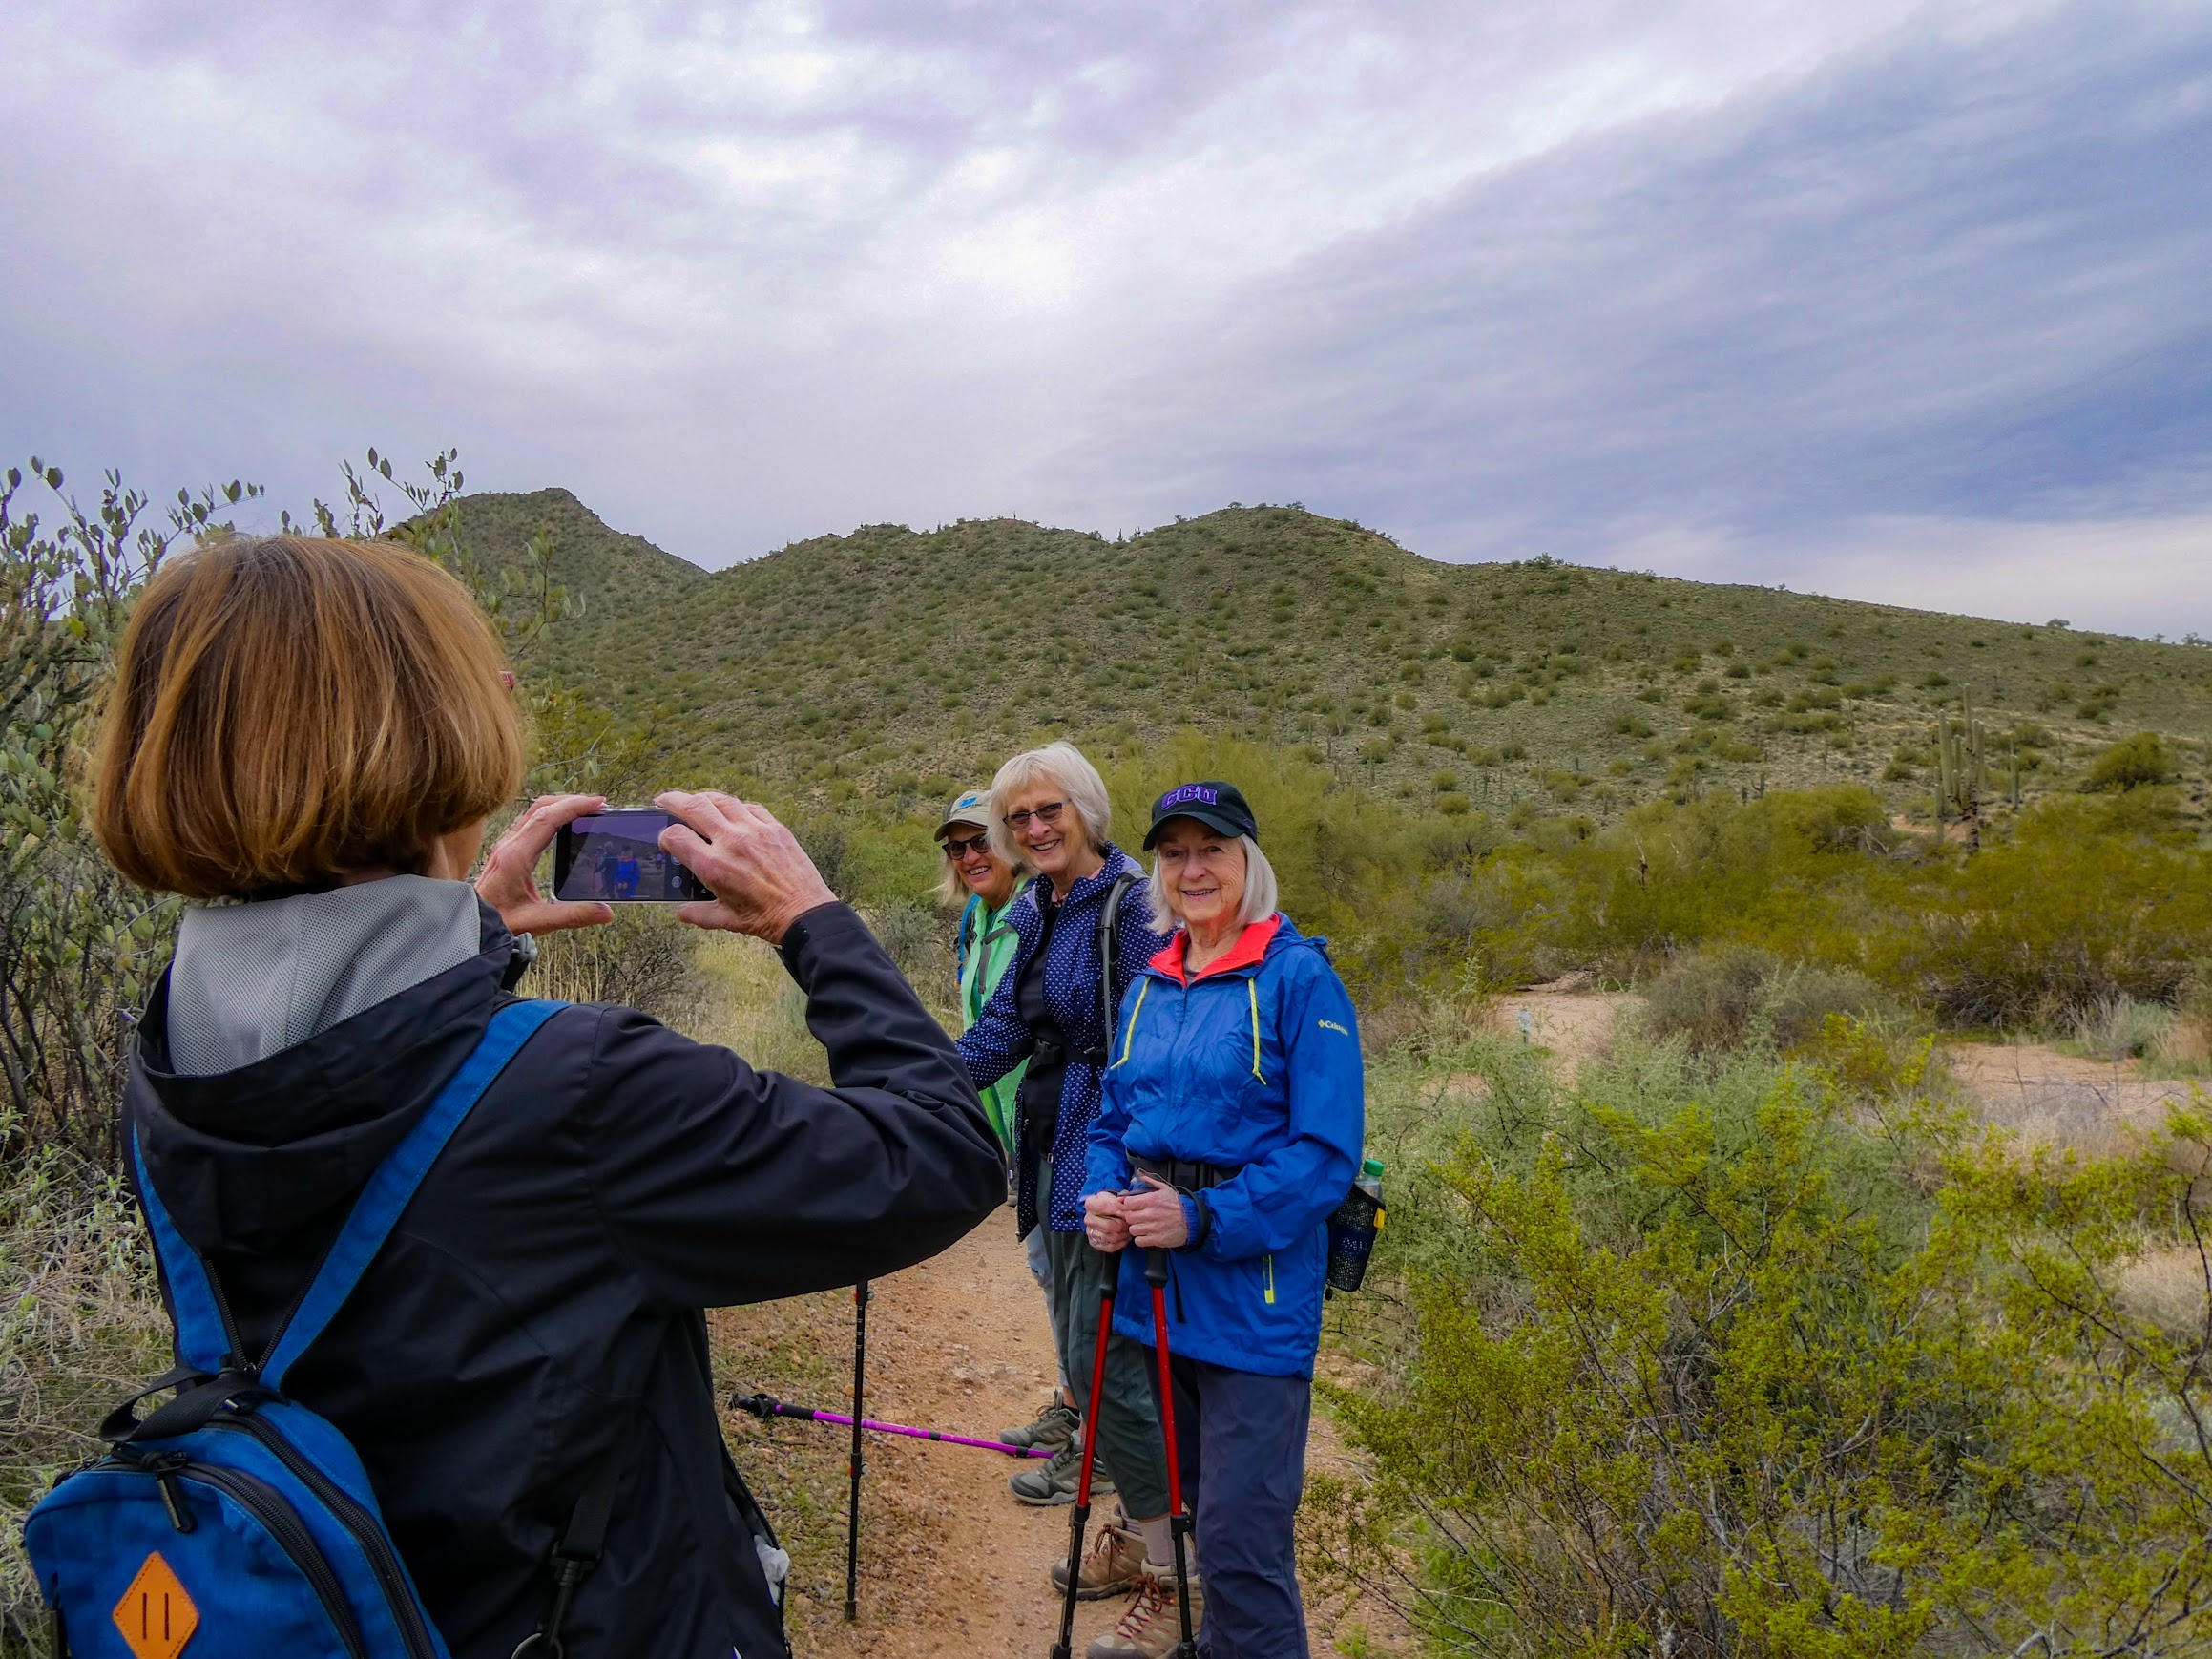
731, 1392, 1054, 1458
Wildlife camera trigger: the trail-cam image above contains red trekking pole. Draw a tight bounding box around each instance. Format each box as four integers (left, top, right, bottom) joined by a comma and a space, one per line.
1145, 1248, 1198, 1659
1051, 1272, 1118, 1659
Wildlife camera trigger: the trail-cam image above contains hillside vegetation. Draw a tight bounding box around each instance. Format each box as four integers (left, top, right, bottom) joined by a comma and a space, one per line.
7, 454, 2212, 1656
465, 492, 2212, 830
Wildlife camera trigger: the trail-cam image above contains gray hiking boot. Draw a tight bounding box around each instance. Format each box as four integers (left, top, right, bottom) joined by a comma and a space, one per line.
1000, 1397, 1080, 1451
1085, 1570, 1203, 1659
1010, 1439, 1080, 1505
1008, 1439, 1116, 1506
1049, 1513, 1145, 1600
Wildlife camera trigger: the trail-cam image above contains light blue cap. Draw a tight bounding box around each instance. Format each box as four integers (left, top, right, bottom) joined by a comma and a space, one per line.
935, 789, 991, 840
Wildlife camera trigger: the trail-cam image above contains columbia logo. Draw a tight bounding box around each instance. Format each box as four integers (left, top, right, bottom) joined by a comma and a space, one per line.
1318, 1018, 1349, 1035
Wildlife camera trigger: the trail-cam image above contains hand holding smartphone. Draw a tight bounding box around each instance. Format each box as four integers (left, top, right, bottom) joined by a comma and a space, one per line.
553, 809, 713, 904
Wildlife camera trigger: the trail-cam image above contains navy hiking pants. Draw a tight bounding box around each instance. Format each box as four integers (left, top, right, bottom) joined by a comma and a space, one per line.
1144, 1350, 1313, 1659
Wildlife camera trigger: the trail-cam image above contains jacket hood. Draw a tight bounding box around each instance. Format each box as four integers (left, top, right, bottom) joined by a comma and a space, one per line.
131, 901, 517, 1258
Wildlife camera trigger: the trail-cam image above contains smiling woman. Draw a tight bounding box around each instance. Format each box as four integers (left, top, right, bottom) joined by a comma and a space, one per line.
1080, 778, 1366, 1659
953, 742, 1182, 1617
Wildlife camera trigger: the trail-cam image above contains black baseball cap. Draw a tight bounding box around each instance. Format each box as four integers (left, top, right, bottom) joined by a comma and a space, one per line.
1142, 780, 1260, 850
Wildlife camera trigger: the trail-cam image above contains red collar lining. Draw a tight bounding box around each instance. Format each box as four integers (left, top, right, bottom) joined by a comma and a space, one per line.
1147, 914, 1281, 985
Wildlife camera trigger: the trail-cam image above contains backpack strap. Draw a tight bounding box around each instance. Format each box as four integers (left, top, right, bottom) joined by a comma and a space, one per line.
258, 998, 566, 1389
955, 893, 980, 967
1096, 872, 1137, 1056
134, 999, 566, 1387
131, 1133, 237, 1376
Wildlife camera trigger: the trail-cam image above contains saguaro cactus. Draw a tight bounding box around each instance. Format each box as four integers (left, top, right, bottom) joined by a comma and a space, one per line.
1933, 693, 1989, 850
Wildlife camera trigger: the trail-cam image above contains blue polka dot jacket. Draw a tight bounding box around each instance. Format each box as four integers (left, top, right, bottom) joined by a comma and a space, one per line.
955, 846, 1171, 1234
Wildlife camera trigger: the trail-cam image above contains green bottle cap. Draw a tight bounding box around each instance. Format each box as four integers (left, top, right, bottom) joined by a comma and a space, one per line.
1361, 1158, 1386, 1177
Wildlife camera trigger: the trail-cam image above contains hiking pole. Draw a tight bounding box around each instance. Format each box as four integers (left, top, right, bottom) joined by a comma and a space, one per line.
729, 1393, 1054, 1458
1146, 1248, 1199, 1659
845, 1280, 868, 1621
1051, 1268, 1117, 1659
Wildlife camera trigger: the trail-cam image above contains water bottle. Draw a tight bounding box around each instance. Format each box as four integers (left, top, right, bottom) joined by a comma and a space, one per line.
1325, 1159, 1387, 1294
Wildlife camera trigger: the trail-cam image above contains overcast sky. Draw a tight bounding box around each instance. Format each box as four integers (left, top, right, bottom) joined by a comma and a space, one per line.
5, 0, 2208, 636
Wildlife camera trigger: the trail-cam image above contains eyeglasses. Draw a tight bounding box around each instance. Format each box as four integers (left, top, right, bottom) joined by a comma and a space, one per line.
943, 832, 991, 860
1003, 801, 1066, 832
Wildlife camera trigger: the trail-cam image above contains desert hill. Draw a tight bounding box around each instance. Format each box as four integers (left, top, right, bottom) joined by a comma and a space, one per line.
451, 492, 2212, 825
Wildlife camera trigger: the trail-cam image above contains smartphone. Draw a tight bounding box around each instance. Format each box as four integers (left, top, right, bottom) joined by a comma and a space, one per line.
553, 808, 713, 904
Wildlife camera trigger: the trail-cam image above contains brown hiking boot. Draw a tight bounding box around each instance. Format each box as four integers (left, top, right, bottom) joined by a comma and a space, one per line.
1049, 1517, 1145, 1600
1084, 1570, 1202, 1658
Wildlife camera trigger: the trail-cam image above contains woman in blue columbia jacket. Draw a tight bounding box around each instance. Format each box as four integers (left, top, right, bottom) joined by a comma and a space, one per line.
1083, 782, 1365, 1659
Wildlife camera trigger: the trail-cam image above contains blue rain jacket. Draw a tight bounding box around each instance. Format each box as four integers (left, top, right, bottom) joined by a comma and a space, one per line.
1082, 914, 1364, 1378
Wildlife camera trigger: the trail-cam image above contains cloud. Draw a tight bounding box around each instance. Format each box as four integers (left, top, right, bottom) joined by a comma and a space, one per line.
1042, 6, 2212, 614
0, 0, 2205, 636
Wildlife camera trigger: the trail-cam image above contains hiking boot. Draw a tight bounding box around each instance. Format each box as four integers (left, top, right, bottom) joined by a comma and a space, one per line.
1084, 1570, 1202, 1658
1000, 1398, 1080, 1451
1010, 1440, 1082, 1505
1049, 1516, 1146, 1600
1008, 1438, 1115, 1506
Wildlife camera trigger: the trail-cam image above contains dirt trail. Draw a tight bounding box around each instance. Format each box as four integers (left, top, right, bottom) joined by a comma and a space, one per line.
773, 1214, 1135, 1658
1943, 1040, 2202, 1149
762, 1210, 1400, 1658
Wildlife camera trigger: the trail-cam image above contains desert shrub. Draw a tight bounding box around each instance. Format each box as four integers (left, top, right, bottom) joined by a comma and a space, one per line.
1324, 1011, 2212, 1658
863, 898, 956, 1021
2082, 730, 2177, 791
2070, 991, 2175, 1060
0, 1129, 169, 1649
1641, 947, 1899, 1053
529, 909, 702, 1028
0, 465, 253, 1156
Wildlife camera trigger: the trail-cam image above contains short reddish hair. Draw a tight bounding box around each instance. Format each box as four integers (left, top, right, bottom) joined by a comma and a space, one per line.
94, 536, 523, 898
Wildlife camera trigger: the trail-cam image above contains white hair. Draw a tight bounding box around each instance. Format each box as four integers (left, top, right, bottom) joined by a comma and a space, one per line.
1148, 833, 1279, 932
988, 742, 1112, 866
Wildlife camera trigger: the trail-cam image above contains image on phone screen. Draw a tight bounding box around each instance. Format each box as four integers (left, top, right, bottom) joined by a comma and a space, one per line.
553, 810, 710, 903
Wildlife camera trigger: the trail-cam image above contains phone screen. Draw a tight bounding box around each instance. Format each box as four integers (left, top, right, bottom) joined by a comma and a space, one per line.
553, 809, 711, 904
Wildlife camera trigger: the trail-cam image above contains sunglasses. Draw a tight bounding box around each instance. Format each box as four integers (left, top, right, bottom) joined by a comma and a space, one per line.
1003, 801, 1066, 832
942, 831, 992, 860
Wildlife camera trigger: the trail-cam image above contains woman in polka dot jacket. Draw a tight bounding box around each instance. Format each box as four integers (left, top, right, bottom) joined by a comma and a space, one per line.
956, 744, 1183, 1635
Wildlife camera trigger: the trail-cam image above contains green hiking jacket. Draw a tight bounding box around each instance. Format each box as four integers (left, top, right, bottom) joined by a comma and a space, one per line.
957, 892, 1026, 1159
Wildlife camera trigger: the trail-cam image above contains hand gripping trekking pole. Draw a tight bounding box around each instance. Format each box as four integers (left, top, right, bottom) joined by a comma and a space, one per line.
1051, 1267, 1118, 1659
845, 1280, 869, 1621
1146, 1248, 1199, 1659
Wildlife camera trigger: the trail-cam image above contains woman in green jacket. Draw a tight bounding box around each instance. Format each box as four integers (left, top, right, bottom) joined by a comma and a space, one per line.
940, 788, 1028, 1157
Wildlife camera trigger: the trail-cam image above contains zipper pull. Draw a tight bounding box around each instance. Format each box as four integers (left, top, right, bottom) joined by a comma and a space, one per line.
136, 1450, 197, 1533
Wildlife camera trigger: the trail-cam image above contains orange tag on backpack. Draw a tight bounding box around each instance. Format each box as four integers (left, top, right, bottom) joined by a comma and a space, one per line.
113, 1550, 198, 1659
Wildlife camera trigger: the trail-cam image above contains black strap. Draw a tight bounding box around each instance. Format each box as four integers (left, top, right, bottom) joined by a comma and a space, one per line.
1096, 872, 1137, 1056
511, 1446, 627, 1659
95, 1364, 218, 1443
555, 1445, 625, 1565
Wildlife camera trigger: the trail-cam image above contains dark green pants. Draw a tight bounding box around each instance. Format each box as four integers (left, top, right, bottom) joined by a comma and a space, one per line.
1040, 1225, 1171, 1520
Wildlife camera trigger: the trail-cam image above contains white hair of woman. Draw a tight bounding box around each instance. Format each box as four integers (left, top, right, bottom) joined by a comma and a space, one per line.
987, 741, 1113, 867
1147, 832, 1279, 930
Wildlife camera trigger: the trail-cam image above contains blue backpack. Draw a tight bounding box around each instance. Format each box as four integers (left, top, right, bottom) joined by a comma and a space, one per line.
25, 999, 593, 1659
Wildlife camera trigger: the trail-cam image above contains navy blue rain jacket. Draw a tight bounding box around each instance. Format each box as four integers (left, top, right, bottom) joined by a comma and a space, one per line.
125, 901, 1004, 1659
955, 848, 1171, 1234
1082, 914, 1364, 1378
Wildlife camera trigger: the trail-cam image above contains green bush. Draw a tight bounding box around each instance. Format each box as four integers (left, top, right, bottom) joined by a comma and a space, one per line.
1640, 946, 1898, 1053
2082, 730, 2177, 791
1322, 1013, 2212, 1657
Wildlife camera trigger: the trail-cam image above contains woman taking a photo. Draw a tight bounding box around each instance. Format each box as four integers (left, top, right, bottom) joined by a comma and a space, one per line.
1083, 782, 1366, 1659
86, 536, 1005, 1659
